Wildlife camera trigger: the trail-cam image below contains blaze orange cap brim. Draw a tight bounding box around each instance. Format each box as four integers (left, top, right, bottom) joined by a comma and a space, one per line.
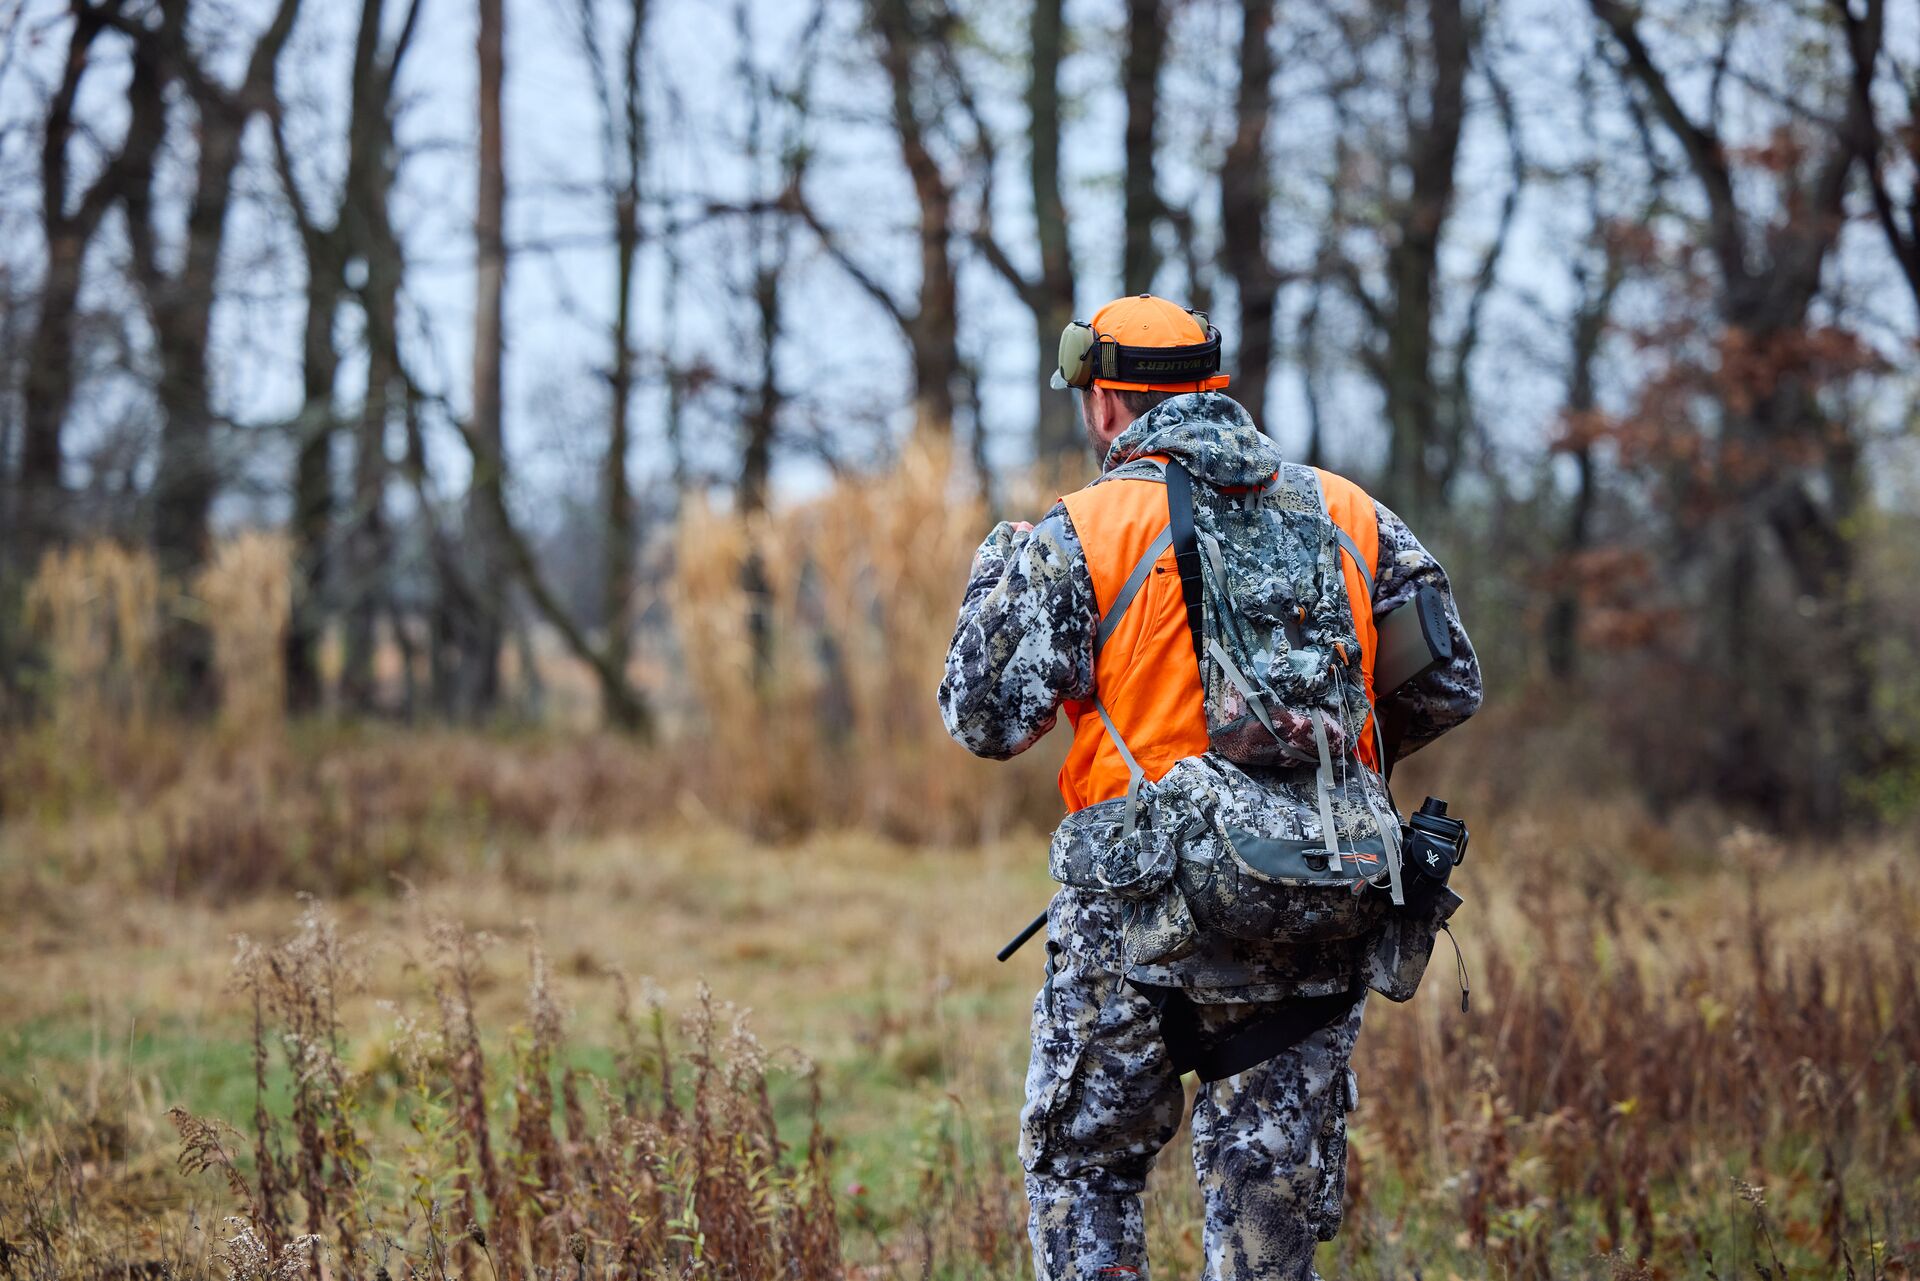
1092, 375, 1232, 392
1086, 294, 1231, 392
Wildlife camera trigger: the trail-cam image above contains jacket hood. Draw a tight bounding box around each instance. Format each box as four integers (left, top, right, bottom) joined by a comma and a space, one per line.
1103, 391, 1280, 489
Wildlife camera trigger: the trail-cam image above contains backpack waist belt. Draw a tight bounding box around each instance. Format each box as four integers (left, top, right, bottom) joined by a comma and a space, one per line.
1128, 979, 1363, 1082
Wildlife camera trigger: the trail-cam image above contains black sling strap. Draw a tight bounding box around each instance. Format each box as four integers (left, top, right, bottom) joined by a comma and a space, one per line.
1163, 460, 1206, 670
1130, 980, 1363, 1083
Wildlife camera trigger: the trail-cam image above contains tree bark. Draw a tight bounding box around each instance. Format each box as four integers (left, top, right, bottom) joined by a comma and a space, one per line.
20, 3, 168, 561
457, 0, 508, 719
1122, 0, 1165, 296
1220, 0, 1277, 428
1379, 0, 1466, 523
1026, 0, 1077, 458
869, 0, 957, 438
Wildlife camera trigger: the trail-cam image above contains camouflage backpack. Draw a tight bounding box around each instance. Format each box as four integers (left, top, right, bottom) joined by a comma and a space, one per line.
1048, 455, 1413, 969
1092, 455, 1402, 887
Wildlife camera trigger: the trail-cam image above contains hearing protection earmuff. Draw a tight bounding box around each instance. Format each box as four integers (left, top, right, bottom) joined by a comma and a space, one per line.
1049, 308, 1225, 391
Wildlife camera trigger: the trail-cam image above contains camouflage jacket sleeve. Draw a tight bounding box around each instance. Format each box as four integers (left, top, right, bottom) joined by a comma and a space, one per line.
1371, 502, 1483, 759
938, 503, 1098, 760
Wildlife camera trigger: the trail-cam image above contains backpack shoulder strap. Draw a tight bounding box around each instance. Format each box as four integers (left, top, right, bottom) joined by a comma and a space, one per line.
1309, 466, 1381, 622
1163, 461, 1206, 672
1307, 466, 1386, 777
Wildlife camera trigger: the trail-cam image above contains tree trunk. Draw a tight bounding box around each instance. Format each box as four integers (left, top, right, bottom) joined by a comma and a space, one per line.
147, 96, 251, 709
340, 257, 397, 713
740, 246, 780, 682
1379, 0, 1466, 524
1544, 213, 1624, 682
1220, 0, 1276, 427
458, 0, 509, 719
19, 247, 85, 556
604, 184, 640, 724
593, 0, 651, 732
1122, 0, 1165, 296
130, 0, 302, 712
286, 260, 342, 712
871, 0, 956, 438
19, 4, 168, 562
1027, 0, 1077, 458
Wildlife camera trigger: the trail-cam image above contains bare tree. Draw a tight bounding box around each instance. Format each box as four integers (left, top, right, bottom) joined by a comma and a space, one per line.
270, 0, 426, 713
1542, 43, 1658, 682
453, 0, 510, 719
1220, 0, 1280, 429
943, 0, 1080, 458
1591, 0, 1884, 823
1022, 0, 1076, 457
125, 0, 302, 708
567, 0, 653, 729
425, 0, 659, 734
796, 0, 960, 442
1835, 0, 1920, 309
1122, 0, 1166, 296
1323, 0, 1472, 521
20, 2, 171, 562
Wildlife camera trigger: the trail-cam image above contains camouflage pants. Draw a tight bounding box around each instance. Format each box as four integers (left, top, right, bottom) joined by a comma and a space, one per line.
1021, 888, 1364, 1281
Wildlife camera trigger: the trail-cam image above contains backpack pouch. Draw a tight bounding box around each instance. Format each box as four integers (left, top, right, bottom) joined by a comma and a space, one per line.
1047, 793, 1182, 900
1177, 826, 1387, 946
1362, 886, 1462, 1002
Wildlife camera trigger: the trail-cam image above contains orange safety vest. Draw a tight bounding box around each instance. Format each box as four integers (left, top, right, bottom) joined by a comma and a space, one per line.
1057, 460, 1381, 814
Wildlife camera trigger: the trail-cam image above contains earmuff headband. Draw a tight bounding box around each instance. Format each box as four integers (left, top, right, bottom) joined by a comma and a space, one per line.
1051, 314, 1223, 390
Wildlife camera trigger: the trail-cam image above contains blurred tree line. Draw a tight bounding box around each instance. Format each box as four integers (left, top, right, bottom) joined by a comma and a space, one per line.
0, 0, 1916, 829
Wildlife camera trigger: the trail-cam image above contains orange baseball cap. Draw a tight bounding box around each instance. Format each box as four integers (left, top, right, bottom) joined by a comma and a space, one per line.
1085, 295, 1230, 392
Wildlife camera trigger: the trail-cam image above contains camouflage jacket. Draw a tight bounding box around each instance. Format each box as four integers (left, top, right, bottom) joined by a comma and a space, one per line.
938, 392, 1483, 995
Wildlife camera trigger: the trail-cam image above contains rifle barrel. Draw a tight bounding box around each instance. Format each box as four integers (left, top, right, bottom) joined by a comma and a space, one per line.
997, 909, 1050, 963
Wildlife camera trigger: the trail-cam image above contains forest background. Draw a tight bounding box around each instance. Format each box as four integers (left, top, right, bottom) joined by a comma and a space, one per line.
1, 0, 1918, 1277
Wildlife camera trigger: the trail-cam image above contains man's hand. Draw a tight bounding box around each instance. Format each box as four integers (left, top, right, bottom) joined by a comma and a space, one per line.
968, 519, 1035, 579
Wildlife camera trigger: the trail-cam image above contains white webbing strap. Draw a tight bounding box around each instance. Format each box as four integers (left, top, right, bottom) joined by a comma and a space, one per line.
1309, 712, 1344, 873
1367, 785, 1406, 906
1094, 697, 1147, 836
1208, 636, 1277, 739
1332, 525, 1374, 601
1302, 464, 1377, 609
1198, 529, 1229, 597
1096, 525, 1173, 656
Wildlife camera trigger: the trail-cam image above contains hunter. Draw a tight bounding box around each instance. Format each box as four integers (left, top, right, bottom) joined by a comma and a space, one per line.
938, 294, 1482, 1280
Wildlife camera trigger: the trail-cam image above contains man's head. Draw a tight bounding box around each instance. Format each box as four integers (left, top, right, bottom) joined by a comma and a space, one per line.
1076, 384, 1174, 458
1050, 294, 1229, 464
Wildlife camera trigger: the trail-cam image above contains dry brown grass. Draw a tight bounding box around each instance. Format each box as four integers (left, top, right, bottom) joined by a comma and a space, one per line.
22, 541, 162, 737
3, 461, 1917, 1278
3, 903, 842, 1281
668, 441, 1059, 842
2, 808, 1915, 1278
193, 533, 291, 743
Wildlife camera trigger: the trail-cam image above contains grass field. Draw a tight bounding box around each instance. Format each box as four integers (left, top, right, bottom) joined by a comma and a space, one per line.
2, 723, 1916, 1279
